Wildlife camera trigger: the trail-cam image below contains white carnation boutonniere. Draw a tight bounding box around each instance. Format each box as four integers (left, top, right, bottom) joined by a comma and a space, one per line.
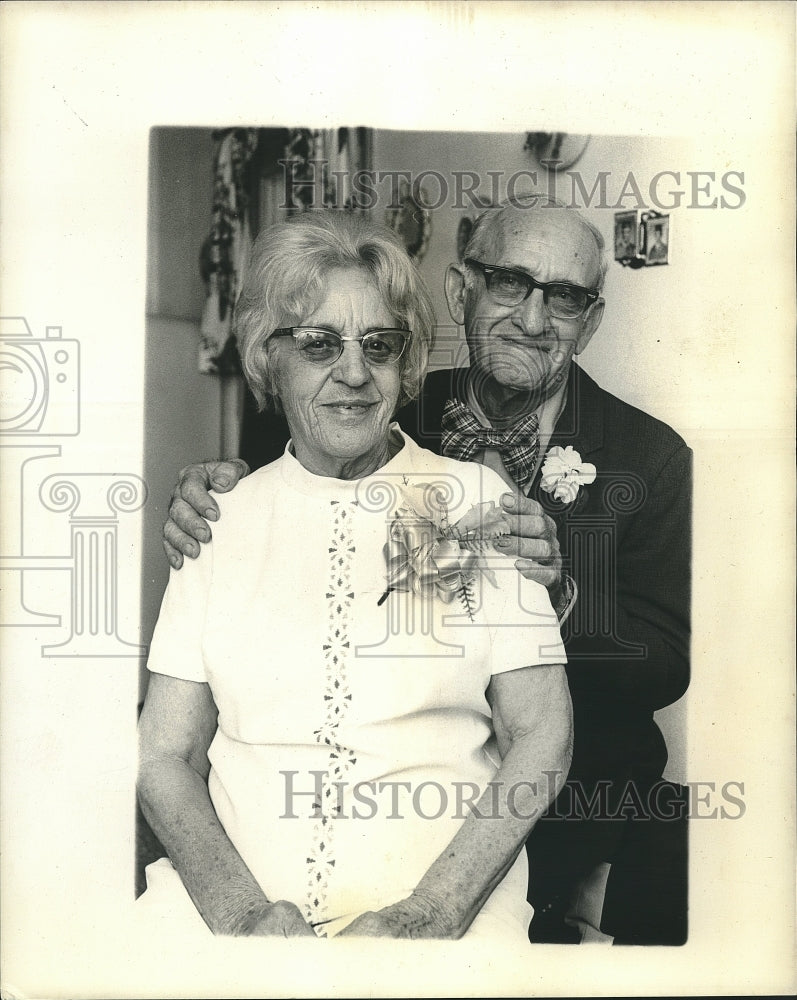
540, 446, 596, 503
378, 482, 510, 620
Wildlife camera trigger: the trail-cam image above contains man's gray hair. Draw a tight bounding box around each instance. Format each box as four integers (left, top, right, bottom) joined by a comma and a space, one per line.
462, 193, 609, 293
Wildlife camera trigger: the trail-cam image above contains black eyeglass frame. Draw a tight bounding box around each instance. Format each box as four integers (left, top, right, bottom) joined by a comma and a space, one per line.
464, 257, 600, 319
271, 326, 410, 366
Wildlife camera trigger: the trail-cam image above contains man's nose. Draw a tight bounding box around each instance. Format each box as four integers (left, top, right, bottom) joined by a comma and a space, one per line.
511, 288, 549, 336
330, 341, 371, 385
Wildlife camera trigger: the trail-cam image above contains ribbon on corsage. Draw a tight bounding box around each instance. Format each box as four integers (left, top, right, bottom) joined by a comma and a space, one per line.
380, 482, 510, 620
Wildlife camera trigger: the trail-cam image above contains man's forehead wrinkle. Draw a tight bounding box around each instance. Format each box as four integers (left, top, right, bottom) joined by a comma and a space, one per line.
476, 208, 602, 289
503, 210, 582, 248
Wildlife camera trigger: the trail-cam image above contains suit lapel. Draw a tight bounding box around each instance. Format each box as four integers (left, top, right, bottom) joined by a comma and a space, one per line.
530, 363, 605, 506
547, 363, 604, 459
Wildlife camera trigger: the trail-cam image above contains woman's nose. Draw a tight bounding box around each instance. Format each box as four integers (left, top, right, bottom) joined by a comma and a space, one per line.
330, 340, 371, 385
511, 288, 549, 337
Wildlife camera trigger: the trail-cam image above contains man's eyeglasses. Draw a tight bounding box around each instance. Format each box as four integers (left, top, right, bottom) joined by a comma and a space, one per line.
271, 327, 409, 366
464, 258, 599, 320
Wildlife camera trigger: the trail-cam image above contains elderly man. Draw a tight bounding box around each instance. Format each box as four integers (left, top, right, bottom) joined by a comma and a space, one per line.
162, 198, 691, 944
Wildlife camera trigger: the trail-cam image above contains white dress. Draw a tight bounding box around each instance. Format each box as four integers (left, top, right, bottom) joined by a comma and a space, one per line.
141, 429, 566, 940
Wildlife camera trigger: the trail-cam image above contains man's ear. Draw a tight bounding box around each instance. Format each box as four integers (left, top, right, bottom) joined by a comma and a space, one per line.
575, 298, 604, 354
444, 263, 467, 325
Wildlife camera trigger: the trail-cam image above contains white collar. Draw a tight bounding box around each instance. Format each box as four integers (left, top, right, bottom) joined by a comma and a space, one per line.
279, 424, 414, 499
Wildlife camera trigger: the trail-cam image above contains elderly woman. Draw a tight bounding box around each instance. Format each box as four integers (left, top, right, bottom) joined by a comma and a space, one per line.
137, 210, 572, 942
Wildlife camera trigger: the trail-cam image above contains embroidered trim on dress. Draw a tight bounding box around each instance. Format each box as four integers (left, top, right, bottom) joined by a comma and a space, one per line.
304, 500, 358, 935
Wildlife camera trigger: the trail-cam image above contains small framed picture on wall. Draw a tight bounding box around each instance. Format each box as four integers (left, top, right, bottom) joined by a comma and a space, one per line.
644, 212, 670, 266
613, 210, 639, 261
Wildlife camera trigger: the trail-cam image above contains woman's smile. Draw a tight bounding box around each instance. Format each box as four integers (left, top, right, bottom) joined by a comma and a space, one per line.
321, 399, 378, 416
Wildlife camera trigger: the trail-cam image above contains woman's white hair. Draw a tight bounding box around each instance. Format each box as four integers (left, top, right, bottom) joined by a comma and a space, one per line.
235, 210, 436, 411
462, 193, 609, 293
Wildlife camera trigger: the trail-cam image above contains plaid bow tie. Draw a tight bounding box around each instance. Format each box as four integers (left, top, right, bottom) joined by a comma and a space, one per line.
441, 397, 540, 492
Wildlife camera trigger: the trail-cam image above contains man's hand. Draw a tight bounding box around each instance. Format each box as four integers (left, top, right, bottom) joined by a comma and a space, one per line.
162, 459, 250, 569
496, 493, 563, 603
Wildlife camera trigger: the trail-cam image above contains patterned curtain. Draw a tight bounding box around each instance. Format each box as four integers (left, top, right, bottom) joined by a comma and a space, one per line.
198, 126, 373, 376
261, 126, 373, 225
198, 128, 258, 375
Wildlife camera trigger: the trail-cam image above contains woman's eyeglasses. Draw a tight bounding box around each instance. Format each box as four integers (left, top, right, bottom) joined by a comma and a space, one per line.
464, 257, 599, 320
271, 327, 409, 366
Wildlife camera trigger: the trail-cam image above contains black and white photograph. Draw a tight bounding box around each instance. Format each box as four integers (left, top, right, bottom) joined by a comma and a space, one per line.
613, 210, 639, 261
1, 3, 794, 998
644, 214, 670, 266
139, 126, 692, 950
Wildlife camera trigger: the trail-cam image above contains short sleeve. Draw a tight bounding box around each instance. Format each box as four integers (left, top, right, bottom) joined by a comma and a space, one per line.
478, 561, 568, 677
146, 541, 213, 683
439, 459, 567, 676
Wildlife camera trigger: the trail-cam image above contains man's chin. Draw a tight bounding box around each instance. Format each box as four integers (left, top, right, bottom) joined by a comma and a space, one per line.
486, 367, 549, 398
473, 348, 546, 386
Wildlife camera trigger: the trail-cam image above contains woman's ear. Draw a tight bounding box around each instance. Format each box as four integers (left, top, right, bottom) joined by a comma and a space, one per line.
444, 264, 467, 325
263, 336, 282, 398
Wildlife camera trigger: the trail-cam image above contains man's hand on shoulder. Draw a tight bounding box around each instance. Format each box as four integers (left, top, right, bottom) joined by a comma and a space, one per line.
496, 492, 564, 603
162, 459, 250, 569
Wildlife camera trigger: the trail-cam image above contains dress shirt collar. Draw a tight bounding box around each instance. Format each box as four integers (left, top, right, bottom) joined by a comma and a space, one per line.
463, 375, 568, 492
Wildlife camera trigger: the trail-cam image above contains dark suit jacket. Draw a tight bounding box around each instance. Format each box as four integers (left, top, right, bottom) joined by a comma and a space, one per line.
240, 362, 692, 787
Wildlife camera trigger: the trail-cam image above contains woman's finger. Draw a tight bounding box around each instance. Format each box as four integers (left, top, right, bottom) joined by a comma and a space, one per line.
336, 912, 388, 937
285, 916, 317, 938
251, 900, 317, 937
